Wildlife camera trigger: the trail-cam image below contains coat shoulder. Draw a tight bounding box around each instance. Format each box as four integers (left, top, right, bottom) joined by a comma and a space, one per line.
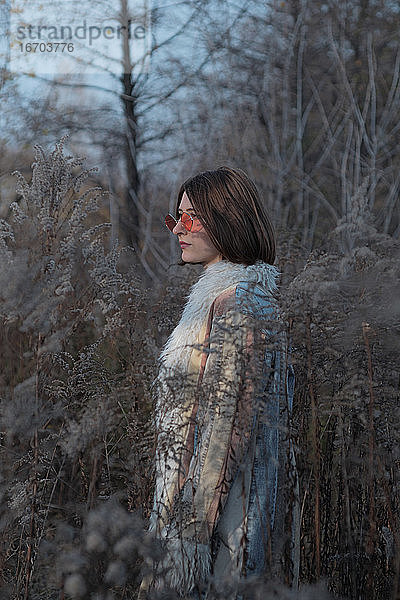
236, 281, 279, 323
212, 281, 278, 320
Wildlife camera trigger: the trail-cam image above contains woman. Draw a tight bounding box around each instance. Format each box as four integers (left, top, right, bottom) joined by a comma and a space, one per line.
139, 166, 298, 598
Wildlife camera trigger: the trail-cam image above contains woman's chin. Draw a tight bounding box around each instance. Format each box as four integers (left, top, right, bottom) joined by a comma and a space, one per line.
181, 248, 192, 260
181, 249, 202, 265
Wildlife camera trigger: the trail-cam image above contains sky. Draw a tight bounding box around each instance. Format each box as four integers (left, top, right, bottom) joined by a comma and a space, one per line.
0, 0, 248, 171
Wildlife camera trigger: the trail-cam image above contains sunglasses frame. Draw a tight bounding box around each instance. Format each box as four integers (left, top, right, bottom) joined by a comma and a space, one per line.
164, 211, 203, 233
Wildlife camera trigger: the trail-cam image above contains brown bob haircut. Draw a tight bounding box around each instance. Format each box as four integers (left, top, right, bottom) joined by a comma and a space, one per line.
176, 166, 276, 266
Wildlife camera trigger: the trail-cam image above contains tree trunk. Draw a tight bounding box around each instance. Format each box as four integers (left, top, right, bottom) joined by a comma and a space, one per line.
120, 71, 140, 249
119, 0, 140, 249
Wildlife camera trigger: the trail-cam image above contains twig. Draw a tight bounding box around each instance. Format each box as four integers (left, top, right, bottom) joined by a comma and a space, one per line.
362, 321, 376, 596
24, 333, 41, 599
306, 314, 320, 579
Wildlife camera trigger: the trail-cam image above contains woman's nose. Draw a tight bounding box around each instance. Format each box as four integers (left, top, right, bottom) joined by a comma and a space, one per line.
172, 219, 185, 235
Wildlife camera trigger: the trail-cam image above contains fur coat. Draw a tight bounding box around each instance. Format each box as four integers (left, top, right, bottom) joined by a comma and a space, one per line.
139, 259, 298, 598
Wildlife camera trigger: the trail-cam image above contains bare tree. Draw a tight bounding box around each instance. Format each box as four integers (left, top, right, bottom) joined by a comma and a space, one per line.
177, 0, 400, 251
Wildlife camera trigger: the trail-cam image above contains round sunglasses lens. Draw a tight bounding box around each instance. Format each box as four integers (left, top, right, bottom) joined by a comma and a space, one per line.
165, 215, 176, 231
191, 218, 202, 232
181, 213, 193, 231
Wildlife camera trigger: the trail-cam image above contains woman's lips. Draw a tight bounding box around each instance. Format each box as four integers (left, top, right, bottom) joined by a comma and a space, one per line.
180, 242, 191, 247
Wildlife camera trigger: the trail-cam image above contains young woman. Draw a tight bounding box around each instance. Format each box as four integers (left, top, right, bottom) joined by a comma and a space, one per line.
139, 166, 298, 598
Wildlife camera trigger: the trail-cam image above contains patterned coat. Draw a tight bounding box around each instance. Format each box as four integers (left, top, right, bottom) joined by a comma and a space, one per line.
139, 260, 299, 598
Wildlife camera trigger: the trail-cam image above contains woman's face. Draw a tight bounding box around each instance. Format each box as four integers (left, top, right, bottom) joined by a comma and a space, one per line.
173, 192, 222, 268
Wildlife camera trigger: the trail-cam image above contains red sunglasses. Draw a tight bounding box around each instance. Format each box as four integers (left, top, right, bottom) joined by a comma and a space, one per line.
164, 212, 203, 233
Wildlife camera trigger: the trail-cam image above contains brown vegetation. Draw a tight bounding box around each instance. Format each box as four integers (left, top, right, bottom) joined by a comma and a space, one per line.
1, 1, 400, 598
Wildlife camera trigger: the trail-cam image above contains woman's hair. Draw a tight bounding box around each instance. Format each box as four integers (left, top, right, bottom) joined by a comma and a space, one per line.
176, 166, 276, 265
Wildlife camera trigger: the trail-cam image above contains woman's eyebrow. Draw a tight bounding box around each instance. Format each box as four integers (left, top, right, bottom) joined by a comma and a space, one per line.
178, 207, 195, 213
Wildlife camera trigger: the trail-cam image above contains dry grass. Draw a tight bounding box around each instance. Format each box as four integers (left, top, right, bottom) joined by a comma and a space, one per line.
0, 141, 398, 599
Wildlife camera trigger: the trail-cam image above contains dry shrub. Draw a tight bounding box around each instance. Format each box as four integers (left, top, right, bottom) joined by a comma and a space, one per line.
0, 138, 160, 599
1, 140, 398, 600
283, 183, 400, 599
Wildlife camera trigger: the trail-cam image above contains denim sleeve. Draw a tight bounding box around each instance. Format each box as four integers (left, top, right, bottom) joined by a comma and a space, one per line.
235, 282, 296, 576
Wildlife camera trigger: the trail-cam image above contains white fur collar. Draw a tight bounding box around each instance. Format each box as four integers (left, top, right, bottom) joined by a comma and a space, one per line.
159, 260, 280, 372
